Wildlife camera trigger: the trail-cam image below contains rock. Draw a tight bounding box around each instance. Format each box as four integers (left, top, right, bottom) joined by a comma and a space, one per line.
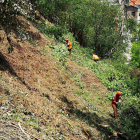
59, 136, 62, 139
42, 135, 47, 140
7, 111, 12, 116
104, 125, 108, 128
3, 113, 7, 118
19, 92, 24, 94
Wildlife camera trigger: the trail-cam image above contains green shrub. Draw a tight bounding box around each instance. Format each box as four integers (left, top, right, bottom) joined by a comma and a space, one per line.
131, 41, 140, 68
36, 20, 69, 41
118, 98, 140, 139
49, 44, 69, 66
127, 18, 137, 32
46, 24, 69, 40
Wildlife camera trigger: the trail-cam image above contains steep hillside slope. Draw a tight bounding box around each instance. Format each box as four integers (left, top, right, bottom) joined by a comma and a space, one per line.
0, 15, 124, 140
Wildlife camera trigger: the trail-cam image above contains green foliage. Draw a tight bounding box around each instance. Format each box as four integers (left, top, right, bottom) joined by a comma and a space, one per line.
73, 75, 84, 89
42, 93, 49, 99
137, 23, 140, 39
127, 18, 137, 32
118, 98, 140, 139
131, 41, 140, 68
68, 0, 126, 56
48, 44, 69, 66
106, 93, 113, 101
73, 90, 84, 96
35, 0, 69, 17
31, 118, 37, 123
35, 0, 127, 57
108, 127, 115, 132
46, 24, 69, 40
36, 21, 69, 40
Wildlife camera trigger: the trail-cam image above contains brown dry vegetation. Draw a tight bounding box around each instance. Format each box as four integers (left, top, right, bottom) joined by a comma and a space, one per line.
0, 15, 123, 140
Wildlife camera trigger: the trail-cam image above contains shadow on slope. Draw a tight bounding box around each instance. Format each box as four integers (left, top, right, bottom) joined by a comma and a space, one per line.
59, 95, 128, 140
0, 52, 31, 90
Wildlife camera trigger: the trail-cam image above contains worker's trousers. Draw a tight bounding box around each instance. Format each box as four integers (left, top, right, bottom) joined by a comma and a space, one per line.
112, 104, 117, 119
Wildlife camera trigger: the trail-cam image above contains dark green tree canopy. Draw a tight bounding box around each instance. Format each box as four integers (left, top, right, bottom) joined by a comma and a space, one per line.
35, 0, 127, 57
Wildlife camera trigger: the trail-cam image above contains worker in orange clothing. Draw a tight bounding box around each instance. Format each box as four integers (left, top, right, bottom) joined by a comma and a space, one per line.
64, 39, 72, 56
93, 54, 99, 63
111, 91, 123, 119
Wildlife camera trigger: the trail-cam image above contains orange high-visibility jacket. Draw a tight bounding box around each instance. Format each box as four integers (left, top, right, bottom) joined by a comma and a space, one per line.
93, 55, 99, 60
111, 94, 122, 105
67, 41, 72, 50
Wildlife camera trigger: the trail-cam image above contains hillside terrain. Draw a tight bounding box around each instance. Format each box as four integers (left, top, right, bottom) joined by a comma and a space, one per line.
0, 15, 127, 140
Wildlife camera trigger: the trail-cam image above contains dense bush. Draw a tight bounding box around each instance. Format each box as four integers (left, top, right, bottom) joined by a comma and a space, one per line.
118, 98, 140, 139
36, 20, 69, 40
127, 18, 137, 32
49, 44, 68, 65
131, 41, 140, 68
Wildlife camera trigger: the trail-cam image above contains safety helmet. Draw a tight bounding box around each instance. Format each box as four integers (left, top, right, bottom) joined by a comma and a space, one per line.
65, 39, 68, 41
116, 91, 121, 96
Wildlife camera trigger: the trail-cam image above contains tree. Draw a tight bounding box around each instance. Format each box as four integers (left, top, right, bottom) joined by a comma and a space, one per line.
34, 0, 69, 23
67, 0, 127, 57
35, 0, 128, 57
